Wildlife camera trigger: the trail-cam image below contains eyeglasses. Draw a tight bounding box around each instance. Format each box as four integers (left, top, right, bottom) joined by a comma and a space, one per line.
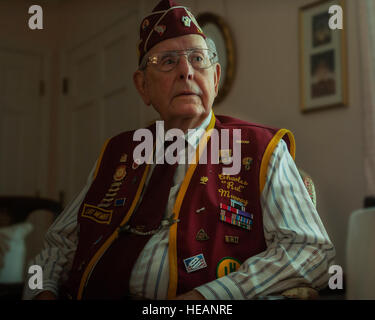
140, 48, 217, 72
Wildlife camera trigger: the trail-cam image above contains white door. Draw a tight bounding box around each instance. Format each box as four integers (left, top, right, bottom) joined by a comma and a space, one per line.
60, 13, 144, 204
0, 48, 48, 196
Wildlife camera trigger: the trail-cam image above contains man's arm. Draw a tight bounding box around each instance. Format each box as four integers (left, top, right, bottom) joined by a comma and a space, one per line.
22, 162, 97, 300
195, 139, 336, 299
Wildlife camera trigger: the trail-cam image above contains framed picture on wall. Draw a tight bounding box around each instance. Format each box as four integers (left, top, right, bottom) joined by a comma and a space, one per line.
299, 0, 348, 113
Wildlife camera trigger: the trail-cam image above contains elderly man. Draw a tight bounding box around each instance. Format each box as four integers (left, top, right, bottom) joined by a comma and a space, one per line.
23, 0, 335, 300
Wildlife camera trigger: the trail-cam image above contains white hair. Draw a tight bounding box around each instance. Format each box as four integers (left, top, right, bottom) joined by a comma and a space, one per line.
205, 37, 219, 63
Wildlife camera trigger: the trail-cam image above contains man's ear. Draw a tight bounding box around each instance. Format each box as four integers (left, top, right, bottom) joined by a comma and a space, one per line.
133, 70, 151, 106
213, 63, 221, 97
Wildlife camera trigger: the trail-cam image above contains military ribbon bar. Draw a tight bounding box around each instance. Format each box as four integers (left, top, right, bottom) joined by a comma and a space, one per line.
220, 203, 253, 219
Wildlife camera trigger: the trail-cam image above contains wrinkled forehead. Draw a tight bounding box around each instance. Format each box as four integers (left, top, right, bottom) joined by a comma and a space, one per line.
147, 34, 208, 56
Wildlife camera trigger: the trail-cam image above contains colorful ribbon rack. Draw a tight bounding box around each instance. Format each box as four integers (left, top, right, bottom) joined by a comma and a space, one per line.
219, 203, 253, 231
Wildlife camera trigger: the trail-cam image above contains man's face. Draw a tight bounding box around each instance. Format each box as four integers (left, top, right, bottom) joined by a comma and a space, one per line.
134, 34, 221, 127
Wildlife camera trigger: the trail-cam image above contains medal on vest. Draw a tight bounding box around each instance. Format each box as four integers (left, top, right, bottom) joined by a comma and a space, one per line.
113, 165, 127, 181
120, 153, 128, 163
196, 229, 209, 241
200, 176, 208, 185
224, 235, 239, 244
98, 167, 126, 208
230, 199, 246, 211
98, 181, 124, 208
195, 207, 205, 213
242, 157, 253, 171
183, 253, 207, 273
114, 198, 126, 207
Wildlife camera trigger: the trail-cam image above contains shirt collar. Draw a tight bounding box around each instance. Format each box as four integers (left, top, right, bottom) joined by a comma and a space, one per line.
185, 110, 212, 150
155, 110, 213, 150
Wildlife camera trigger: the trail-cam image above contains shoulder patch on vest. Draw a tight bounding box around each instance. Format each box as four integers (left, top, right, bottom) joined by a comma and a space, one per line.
216, 257, 241, 278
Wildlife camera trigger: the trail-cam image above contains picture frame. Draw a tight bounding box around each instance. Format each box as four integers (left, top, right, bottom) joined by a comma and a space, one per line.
299, 0, 348, 113
197, 12, 236, 105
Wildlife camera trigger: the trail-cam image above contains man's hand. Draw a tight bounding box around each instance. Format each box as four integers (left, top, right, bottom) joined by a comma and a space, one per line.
173, 290, 206, 300
34, 291, 57, 300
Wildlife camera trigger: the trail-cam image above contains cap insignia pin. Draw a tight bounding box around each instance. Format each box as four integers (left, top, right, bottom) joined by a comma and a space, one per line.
142, 19, 150, 30
154, 24, 166, 36
182, 16, 191, 27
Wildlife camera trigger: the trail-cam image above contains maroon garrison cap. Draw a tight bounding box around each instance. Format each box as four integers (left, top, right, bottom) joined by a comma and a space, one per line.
137, 0, 206, 65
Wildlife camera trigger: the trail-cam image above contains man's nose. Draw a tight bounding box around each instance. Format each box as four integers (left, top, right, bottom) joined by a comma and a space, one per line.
177, 55, 194, 80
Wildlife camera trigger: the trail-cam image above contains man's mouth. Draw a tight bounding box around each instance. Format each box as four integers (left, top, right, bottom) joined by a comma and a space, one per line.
175, 91, 200, 97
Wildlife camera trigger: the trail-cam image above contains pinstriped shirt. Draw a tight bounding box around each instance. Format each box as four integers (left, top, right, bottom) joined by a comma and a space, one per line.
22, 115, 335, 300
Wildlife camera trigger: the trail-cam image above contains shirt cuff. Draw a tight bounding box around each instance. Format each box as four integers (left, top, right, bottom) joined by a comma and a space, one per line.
195, 276, 246, 300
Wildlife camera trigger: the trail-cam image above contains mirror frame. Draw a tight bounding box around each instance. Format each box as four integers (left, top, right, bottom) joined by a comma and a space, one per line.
197, 12, 236, 105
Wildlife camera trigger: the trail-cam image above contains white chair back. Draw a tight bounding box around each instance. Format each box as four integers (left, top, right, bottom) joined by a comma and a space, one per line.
346, 207, 375, 299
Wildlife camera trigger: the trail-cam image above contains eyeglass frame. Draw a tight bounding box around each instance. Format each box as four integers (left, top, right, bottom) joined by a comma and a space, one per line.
138, 47, 218, 72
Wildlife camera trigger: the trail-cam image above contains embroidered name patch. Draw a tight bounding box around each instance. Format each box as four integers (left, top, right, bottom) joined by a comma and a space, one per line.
81, 203, 113, 224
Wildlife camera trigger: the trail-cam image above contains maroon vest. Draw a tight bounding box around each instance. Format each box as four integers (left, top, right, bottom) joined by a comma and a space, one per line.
62, 114, 295, 299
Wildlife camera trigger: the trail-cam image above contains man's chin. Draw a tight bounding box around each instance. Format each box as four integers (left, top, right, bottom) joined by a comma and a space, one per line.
173, 100, 209, 117
171, 102, 207, 118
